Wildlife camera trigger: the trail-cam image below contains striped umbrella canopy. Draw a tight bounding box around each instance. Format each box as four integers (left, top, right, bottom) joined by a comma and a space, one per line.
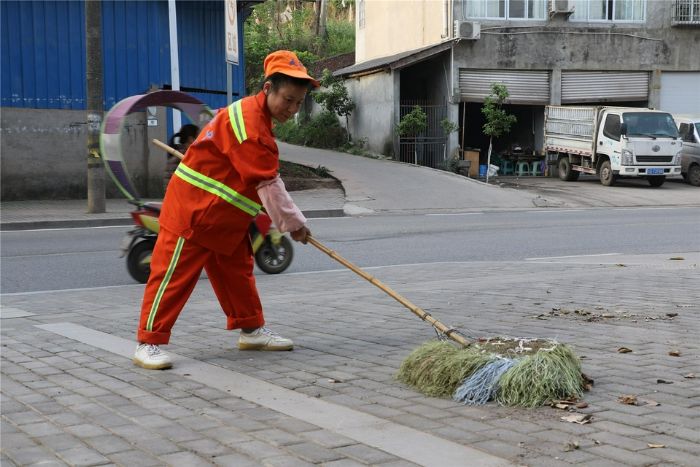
100, 90, 214, 201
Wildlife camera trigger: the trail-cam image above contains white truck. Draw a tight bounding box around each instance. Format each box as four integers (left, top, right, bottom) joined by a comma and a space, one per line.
545, 106, 683, 187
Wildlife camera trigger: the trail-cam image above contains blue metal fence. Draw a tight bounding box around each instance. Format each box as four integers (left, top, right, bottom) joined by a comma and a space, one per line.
1, 0, 245, 111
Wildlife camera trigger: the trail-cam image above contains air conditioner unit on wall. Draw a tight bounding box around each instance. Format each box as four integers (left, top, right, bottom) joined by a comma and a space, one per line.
550, 0, 574, 15
454, 20, 481, 40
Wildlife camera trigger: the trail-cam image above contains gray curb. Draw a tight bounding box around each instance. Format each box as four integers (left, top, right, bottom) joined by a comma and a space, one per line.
0, 209, 345, 231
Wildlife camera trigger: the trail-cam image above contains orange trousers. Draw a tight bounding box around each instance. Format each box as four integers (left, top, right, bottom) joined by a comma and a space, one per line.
137, 227, 264, 345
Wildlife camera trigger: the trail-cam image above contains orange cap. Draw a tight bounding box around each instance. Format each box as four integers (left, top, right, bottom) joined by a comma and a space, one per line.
264, 50, 320, 88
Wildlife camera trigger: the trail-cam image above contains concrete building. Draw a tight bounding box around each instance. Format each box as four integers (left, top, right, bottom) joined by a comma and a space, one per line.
335, 0, 700, 171
1, 0, 256, 200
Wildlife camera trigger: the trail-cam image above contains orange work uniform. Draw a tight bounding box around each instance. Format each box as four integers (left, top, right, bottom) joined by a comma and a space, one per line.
137, 91, 279, 345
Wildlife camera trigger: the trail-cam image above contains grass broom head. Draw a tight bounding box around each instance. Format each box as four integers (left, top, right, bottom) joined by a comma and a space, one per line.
397, 338, 585, 407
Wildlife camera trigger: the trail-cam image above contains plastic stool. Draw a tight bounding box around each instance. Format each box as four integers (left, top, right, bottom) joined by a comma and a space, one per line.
501, 160, 514, 175
516, 161, 530, 176
531, 160, 543, 176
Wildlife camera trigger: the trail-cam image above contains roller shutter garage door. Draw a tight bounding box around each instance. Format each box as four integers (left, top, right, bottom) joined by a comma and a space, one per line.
459, 70, 550, 104
660, 72, 700, 114
561, 71, 649, 103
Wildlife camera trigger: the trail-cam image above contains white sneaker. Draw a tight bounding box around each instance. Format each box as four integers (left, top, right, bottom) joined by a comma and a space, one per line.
238, 327, 293, 351
133, 343, 172, 370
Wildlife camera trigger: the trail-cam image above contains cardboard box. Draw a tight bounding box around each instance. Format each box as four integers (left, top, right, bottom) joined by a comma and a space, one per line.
463, 150, 480, 177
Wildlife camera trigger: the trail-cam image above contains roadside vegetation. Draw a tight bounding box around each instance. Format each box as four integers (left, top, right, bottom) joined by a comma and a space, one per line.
245, 1, 374, 157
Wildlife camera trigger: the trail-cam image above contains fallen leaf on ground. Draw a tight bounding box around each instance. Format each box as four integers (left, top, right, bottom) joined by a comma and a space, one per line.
616, 263, 626, 267
668, 350, 681, 357
656, 379, 673, 384
561, 414, 592, 424
617, 347, 633, 353
619, 395, 638, 405
563, 441, 580, 452
647, 443, 666, 448
666, 313, 678, 318
684, 373, 696, 379
327, 378, 342, 383
669, 257, 684, 260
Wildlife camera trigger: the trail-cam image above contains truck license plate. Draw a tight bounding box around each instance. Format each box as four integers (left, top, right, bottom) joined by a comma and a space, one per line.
647, 168, 663, 175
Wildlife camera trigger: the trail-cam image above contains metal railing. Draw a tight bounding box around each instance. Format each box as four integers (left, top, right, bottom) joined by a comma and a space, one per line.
397, 101, 448, 169
398, 138, 449, 168
673, 0, 700, 25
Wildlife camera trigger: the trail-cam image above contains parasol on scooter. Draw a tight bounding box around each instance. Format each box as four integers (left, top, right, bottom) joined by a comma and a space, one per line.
99, 90, 294, 283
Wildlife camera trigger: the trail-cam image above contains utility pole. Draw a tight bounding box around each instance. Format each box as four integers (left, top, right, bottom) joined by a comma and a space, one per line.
85, 0, 105, 213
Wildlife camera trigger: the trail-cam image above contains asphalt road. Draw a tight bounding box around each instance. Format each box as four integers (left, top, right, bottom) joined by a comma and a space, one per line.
2, 206, 698, 294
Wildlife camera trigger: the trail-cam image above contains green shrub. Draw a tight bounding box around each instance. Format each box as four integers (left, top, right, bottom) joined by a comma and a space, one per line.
304, 111, 348, 148
273, 120, 305, 145
273, 111, 348, 150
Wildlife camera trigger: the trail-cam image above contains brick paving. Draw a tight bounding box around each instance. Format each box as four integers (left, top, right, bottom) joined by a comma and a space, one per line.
2, 251, 698, 465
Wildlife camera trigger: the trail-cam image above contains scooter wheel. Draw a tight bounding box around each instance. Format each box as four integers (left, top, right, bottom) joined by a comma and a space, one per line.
127, 240, 155, 284
255, 235, 294, 274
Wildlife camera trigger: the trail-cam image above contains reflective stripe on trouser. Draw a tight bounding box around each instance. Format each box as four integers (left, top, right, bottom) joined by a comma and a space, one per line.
137, 227, 265, 345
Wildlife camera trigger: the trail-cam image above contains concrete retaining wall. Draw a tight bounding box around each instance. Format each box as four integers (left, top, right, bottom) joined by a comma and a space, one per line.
1, 107, 168, 200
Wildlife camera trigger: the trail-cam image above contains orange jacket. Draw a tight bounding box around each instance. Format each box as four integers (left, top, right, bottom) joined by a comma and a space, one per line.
159, 91, 278, 255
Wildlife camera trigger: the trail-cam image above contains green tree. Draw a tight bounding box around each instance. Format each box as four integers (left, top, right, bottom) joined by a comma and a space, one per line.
396, 105, 428, 165
244, 0, 355, 94
312, 69, 355, 140
481, 83, 516, 182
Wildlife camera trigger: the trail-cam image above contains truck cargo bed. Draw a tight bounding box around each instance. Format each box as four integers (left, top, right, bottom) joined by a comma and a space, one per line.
545, 106, 597, 155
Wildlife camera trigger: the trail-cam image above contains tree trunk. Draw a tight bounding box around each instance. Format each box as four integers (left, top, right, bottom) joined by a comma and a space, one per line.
318, 0, 327, 40
85, 0, 105, 213
314, 0, 321, 35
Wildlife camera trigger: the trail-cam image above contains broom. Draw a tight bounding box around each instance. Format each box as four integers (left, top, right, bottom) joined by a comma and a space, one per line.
308, 237, 586, 407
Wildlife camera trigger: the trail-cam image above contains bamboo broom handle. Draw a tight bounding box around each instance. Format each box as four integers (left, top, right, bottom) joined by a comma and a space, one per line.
307, 236, 471, 347
152, 138, 184, 160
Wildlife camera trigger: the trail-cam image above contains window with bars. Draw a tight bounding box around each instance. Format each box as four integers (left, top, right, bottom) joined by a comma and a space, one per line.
464, 0, 547, 20
570, 0, 646, 22
672, 0, 700, 24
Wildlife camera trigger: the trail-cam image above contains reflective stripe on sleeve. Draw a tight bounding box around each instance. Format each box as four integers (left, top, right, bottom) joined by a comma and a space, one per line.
174, 163, 261, 217
228, 100, 248, 144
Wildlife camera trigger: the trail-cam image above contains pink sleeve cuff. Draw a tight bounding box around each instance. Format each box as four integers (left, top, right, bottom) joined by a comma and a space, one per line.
256, 176, 306, 233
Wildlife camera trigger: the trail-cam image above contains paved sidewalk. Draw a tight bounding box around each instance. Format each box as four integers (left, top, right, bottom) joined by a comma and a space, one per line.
2, 252, 698, 466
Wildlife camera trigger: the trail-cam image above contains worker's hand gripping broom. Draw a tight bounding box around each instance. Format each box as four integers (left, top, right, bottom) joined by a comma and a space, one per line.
307, 236, 471, 348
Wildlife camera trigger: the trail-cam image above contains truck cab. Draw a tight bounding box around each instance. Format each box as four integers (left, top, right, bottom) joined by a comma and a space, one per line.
595, 108, 682, 187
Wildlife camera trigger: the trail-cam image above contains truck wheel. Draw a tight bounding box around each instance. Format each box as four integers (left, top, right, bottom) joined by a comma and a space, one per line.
599, 161, 615, 186
688, 165, 700, 187
558, 158, 579, 181
647, 176, 665, 188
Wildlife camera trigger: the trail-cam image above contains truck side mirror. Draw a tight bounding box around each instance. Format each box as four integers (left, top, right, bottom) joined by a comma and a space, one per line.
620, 123, 628, 136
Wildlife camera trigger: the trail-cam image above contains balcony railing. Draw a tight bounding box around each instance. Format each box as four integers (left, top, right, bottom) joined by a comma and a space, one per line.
673, 0, 700, 25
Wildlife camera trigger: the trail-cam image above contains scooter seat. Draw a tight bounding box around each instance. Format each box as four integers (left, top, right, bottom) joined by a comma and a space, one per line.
143, 201, 163, 213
